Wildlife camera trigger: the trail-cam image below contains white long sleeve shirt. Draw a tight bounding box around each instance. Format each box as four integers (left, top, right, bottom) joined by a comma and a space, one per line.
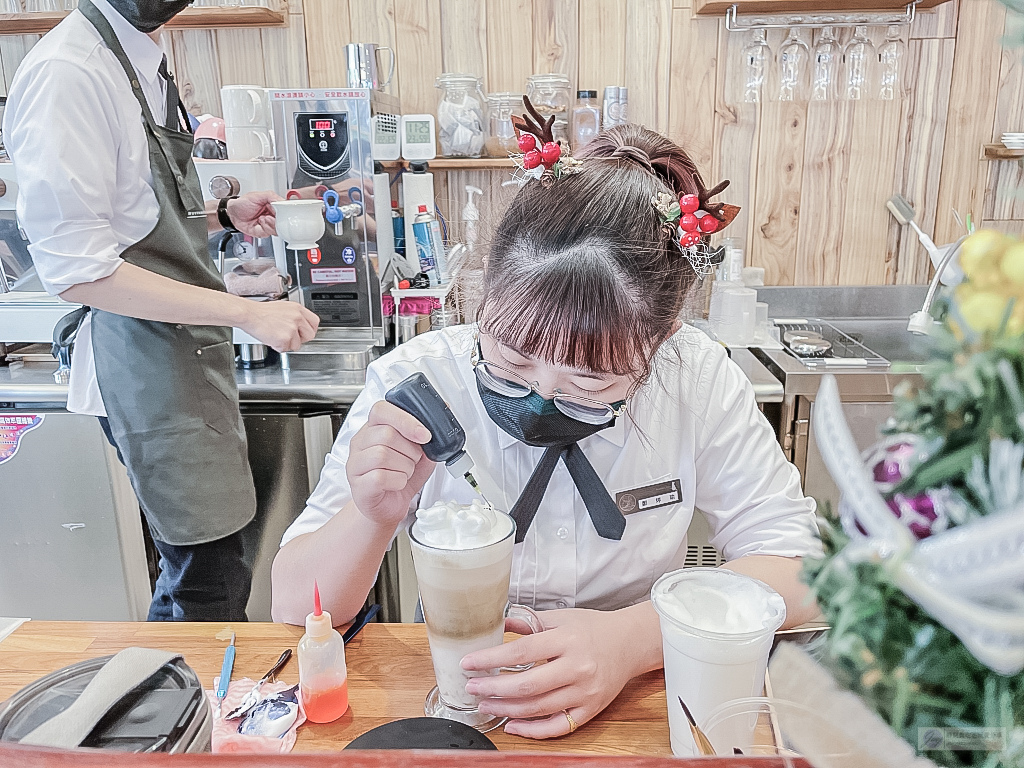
282, 324, 822, 612
2, 0, 169, 416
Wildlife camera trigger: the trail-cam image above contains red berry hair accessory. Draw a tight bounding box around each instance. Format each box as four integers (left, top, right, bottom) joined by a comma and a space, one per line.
652, 179, 740, 276
510, 96, 582, 188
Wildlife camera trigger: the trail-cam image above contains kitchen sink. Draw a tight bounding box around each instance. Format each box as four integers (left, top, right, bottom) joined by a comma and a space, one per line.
827, 318, 933, 365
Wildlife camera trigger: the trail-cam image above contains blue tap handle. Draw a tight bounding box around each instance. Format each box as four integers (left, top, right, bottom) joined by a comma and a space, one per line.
323, 190, 343, 224
216, 637, 236, 700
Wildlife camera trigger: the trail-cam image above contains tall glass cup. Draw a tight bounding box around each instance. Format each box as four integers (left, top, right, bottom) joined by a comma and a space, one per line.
651, 568, 787, 757
409, 508, 543, 732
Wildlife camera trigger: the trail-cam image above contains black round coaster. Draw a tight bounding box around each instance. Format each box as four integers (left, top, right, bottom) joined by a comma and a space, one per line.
344, 717, 498, 750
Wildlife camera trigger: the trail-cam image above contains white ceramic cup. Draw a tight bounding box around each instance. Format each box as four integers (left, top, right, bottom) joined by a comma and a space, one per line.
651, 568, 787, 757
270, 199, 325, 250
225, 126, 274, 161
221, 85, 272, 128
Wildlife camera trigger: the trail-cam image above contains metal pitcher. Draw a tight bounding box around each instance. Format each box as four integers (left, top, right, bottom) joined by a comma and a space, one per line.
344, 43, 395, 90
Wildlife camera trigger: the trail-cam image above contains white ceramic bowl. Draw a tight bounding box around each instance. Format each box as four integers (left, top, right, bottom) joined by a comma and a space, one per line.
271, 199, 325, 250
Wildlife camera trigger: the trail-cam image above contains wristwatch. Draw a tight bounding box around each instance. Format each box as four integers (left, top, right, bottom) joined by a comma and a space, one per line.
218, 195, 240, 233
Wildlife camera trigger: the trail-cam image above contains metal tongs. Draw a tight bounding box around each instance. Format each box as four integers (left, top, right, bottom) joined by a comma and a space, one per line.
224, 649, 292, 721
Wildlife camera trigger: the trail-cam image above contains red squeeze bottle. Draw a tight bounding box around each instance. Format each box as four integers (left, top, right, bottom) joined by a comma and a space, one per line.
298, 582, 350, 723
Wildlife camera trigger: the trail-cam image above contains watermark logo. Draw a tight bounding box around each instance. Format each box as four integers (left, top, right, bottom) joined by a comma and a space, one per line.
918, 727, 1007, 752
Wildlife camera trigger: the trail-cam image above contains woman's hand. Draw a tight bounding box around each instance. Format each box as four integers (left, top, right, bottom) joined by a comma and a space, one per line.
346, 401, 436, 528
460, 603, 663, 738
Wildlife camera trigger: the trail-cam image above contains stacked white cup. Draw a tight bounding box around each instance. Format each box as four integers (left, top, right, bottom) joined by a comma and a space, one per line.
222, 85, 274, 161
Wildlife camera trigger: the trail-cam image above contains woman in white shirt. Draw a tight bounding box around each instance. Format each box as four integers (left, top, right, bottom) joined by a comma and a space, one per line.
272, 124, 822, 738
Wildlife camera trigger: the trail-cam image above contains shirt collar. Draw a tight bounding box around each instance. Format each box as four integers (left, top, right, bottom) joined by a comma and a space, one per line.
89, 0, 166, 87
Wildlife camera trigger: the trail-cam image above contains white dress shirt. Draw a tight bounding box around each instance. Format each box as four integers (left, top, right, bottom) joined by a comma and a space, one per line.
2, 0, 168, 417
282, 324, 822, 612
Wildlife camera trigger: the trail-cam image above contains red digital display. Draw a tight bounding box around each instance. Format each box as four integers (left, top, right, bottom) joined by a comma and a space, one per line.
311, 119, 334, 131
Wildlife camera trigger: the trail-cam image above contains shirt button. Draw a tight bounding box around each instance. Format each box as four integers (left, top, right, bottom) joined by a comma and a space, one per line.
175, 324, 183, 330
196, 349, 202, 355
556, 526, 568, 540
555, 600, 568, 609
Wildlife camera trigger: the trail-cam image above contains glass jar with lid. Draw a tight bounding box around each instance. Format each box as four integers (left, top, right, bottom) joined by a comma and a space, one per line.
526, 74, 571, 145
484, 92, 524, 157
434, 73, 487, 158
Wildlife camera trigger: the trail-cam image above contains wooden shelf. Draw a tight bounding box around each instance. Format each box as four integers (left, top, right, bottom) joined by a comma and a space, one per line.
379, 158, 516, 171
983, 143, 1024, 160
0, 6, 286, 34
695, 0, 948, 15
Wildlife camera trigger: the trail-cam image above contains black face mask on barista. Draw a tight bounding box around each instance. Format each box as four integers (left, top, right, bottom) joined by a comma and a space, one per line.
106, 0, 192, 32
476, 378, 628, 542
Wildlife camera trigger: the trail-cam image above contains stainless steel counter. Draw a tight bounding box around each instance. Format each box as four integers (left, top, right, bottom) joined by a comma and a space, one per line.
729, 347, 784, 403
0, 360, 365, 407
1, 352, 786, 406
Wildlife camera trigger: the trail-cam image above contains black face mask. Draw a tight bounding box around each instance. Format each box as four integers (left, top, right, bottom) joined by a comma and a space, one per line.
476, 378, 628, 542
106, 0, 192, 32
476, 379, 618, 447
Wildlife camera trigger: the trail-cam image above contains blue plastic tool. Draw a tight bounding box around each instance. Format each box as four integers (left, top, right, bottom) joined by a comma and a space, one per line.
215, 632, 236, 714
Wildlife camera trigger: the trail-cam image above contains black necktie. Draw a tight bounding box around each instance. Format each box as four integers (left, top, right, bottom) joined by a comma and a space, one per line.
157, 55, 183, 132
509, 443, 626, 544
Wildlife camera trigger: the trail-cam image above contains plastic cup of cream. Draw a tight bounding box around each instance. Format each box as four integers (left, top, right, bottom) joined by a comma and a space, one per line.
651, 567, 786, 757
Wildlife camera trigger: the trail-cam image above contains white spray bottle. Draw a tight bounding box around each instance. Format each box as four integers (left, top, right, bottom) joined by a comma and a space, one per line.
462, 186, 482, 251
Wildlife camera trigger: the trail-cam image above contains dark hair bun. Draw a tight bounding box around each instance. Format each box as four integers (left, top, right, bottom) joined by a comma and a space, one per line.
575, 124, 703, 200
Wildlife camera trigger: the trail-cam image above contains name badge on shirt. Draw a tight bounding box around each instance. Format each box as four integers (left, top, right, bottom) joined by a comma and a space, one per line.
615, 479, 682, 514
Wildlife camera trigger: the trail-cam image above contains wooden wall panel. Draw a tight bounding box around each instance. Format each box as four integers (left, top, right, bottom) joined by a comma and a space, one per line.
749, 101, 806, 285
303, 0, 351, 87
440, 0, 488, 84
217, 29, 268, 87
891, 37, 955, 284
911, 0, 959, 39
794, 100, 854, 285
533, 0, 579, 86
486, 0, 533, 92
985, 33, 1024, 221
624, 0, 673, 131
667, 8, 718, 173
350, 0, 400, 97
577, 0, 626, 92
933, 0, 1005, 246
168, 30, 221, 116
262, 1, 310, 89
712, 27, 760, 252
0, 35, 39, 97
395, 0, 443, 116
838, 99, 902, 284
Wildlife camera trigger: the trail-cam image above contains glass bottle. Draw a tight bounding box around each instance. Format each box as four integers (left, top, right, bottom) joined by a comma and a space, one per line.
843, 26, 876, 101
740, 29, 771, 103
434, 73, 486, 158
777, 28, 810, 102
526, 73, 572, 145
484, 92, 523, 157
877, 25, 907, 101
571, 89, 601, 151
811, 26, 841, 101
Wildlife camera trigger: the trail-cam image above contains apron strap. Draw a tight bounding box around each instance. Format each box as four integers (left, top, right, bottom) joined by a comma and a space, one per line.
78, 0, 200, 214
19, 648, 180, 749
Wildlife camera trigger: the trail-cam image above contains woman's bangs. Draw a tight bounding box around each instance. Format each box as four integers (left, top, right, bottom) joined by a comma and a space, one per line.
480, 266, 649, 376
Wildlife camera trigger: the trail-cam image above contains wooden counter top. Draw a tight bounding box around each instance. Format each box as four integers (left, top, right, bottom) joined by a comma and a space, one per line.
0, 621, 810, 766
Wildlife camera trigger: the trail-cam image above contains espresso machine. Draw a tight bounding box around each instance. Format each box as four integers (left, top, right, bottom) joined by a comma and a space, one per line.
268, 88, 401, 369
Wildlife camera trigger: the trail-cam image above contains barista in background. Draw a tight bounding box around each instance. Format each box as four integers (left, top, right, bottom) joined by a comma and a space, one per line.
2, 0, 319, 620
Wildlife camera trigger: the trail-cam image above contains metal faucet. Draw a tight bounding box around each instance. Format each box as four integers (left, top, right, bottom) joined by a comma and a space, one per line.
908, 234, 968, 335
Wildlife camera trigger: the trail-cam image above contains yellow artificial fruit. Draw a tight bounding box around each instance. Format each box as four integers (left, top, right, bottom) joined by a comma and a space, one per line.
953, 229, 1024, 336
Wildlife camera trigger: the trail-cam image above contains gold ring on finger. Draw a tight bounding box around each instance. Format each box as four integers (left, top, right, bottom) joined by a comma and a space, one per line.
563, 709, 578, 733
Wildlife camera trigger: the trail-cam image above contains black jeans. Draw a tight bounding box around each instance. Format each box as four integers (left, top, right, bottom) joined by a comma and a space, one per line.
98, 416, 252, 621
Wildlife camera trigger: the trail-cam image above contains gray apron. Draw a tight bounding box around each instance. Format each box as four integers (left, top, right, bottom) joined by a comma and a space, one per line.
81, 0, 256, 546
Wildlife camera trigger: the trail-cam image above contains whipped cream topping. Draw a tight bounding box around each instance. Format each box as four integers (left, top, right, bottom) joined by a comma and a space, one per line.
654, 570, 785, 635
412, 500, 513, 550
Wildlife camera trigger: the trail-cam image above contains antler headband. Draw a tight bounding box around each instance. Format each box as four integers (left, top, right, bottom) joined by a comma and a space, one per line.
509, 96, 583, 187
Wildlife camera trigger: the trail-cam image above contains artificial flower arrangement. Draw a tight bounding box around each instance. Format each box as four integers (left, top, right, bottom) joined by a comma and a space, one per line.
795, 229, 1024, 768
